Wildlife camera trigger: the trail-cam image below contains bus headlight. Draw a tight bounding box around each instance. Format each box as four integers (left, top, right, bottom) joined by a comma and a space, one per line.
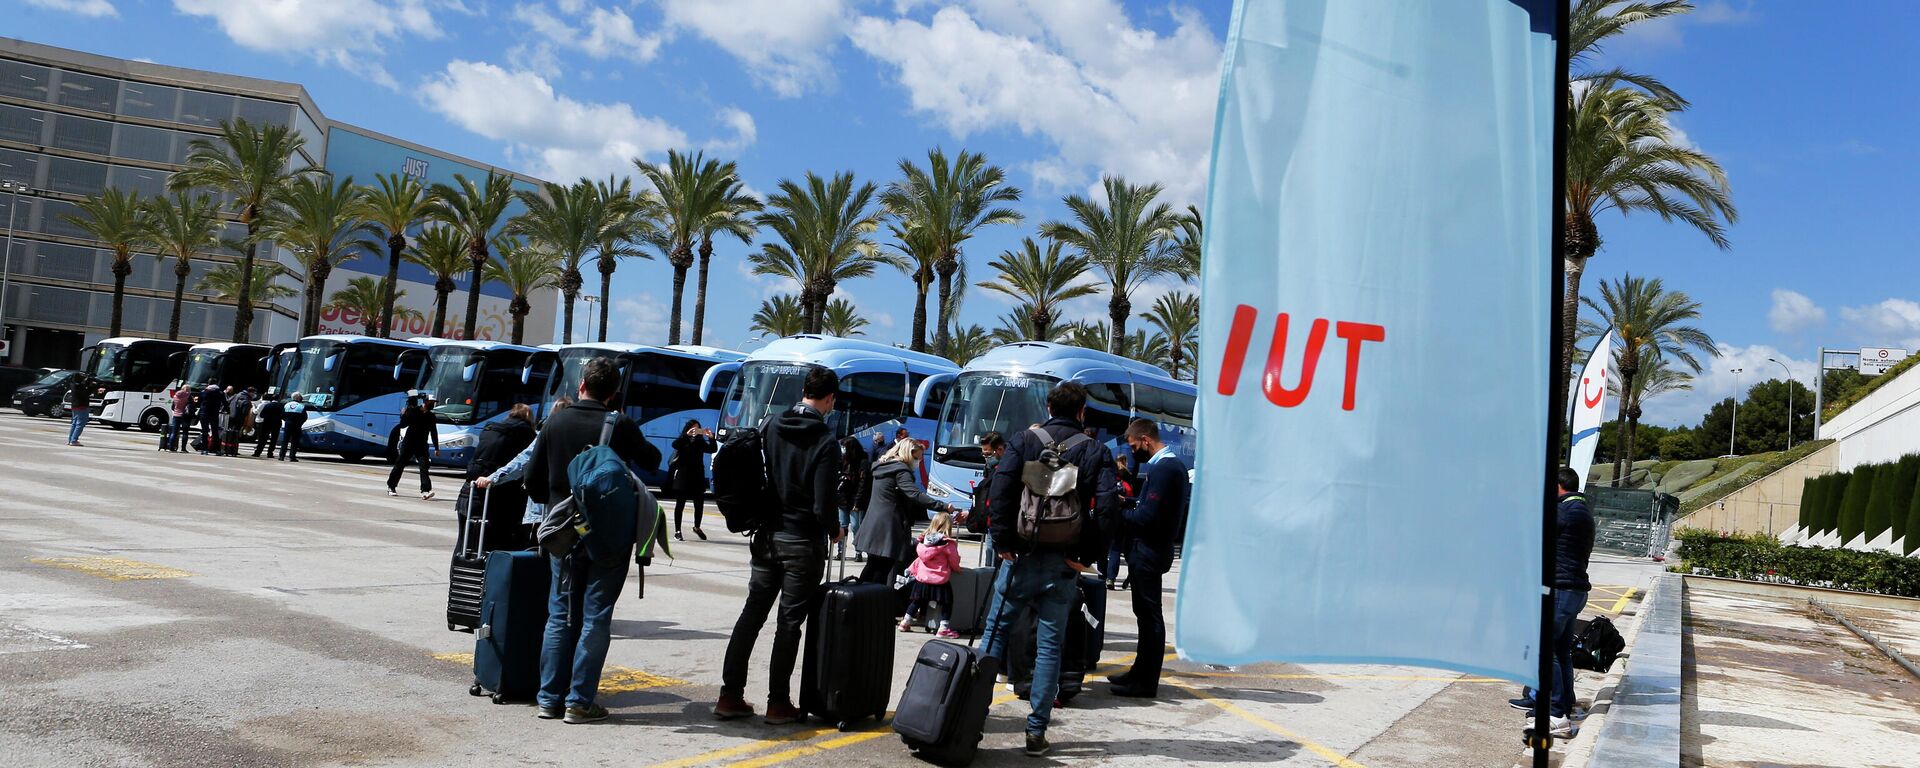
928, 477, 957, 499
304, 419, 330, 433
441, 433, 477, 449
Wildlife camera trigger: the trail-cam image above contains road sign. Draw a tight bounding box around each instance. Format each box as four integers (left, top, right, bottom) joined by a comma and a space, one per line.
1860, 346, 1908, 375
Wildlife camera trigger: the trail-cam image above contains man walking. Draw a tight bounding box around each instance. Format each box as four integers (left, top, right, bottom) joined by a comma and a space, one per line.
713, 367, 843, 725
279, 393, 307, 462
387, 396, 440, 499
978, 382, 1116, 757
196, 381, 224, 455
64, 375, 95, 446
525, 358, 658, 725
1107, 418, 1187, 698
253, 393, 284, 458
1510, 467, 1595, 738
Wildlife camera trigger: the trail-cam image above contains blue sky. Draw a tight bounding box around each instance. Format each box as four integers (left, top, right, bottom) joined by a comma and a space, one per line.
7, 0, 1912, 427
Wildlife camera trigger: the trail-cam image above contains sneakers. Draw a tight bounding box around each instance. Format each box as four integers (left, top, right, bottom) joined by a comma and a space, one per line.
536, 704, 564, 720
764, 698, 802, 725
854, 553, 865, 562
1024, 733, 1051, 757
1508, 697, 1536, 712
899, 619, 916, 633
1549, 716, 1575, 738
675, 531, 685, 541
563, 703, 609, 724
712, 695, 754, 720
422, 491, 435, 501
387, 489, 399, 497
693, 528, 707, 541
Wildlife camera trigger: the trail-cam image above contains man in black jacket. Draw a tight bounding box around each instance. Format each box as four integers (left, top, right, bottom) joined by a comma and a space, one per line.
835, 435, 869, 561
525, 358, 658, 725
252, 394, 284, 458
979, 381, 1116, 757
1511, 467, 1595, 738
1108, 418, 1187, 698
714, 366, 842, 725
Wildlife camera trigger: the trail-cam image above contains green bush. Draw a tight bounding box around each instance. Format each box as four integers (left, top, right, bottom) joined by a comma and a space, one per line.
1838, 465, 1879, 544
1818, 473, 1851, 535
1864, 458, 1916, 543
1907, 475, 1920, 555
1675, 529, 1920, 598
1799, 475, 1825, 532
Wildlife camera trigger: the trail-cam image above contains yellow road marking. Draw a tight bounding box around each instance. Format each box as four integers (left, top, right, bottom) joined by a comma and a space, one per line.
602, 667, 689, 692
651, 727, 840, 768
725, 729, 894, 768
1172, 670, 1504, 683
431, 651, 474, 665
1607, 587, 1638, 614
30, 556, 192, 581
1166, 678, 1369, 768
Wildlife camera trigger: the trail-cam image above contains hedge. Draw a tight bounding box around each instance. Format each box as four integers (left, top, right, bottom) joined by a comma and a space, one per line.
1800, 473, 1840, 536
1837, 465, 1878, 545
1820, 473, 1851, 536
1908, 475, 1920, 555
1865, 457, 1916, 543
1675, 530, 1920, 598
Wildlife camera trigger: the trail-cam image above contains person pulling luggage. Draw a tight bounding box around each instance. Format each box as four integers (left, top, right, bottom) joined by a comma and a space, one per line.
223, 386, 253, 456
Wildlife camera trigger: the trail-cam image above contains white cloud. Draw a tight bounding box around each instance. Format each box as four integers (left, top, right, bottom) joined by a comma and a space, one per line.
24, 0, 117, 17
1768, 289, 1825, 336
1840, 298, 1920, 351
513, 3, 663, 64
850, 1, 1222, 204
734, 260, 797, 302
1614, 0, 1753, 54
173, 0, 449, 88
659, 0, 851, 97
614, 293, 669, 345
703, 107, 758, 153
419, 60, 687, 181
1638, 344, 1811, 427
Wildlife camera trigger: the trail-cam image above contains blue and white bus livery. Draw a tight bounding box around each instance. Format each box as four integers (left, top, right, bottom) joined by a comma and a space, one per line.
712, 335, 961, 451
544, 342, 746, 486
277, 335, 428, 462
412, 338, 554, 467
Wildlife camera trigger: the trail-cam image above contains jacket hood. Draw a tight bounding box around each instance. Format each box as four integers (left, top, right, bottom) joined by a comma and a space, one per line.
769, 404, 831, 442
874, 460, 915, 478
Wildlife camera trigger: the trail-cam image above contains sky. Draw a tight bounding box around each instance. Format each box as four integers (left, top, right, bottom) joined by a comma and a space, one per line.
5, 0, 1914, 428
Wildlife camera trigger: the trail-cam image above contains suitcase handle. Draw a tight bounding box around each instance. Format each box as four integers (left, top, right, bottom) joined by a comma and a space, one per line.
457, 482, 492, 558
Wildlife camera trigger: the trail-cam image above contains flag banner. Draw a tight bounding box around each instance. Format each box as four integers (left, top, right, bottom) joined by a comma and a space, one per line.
1569, 332, 1616, 486
1178, 0, 1559, 684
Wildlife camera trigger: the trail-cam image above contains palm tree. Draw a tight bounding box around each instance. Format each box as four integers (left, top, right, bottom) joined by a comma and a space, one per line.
140, 192, 225, 340
1060, 321, 1111, 352
750, 294, 807, 339
262, 176, 375, 336
1141, 291, 1201, 381
749, 171, 894, 333
977, 237, 1096, 342
199, 261, 297, 304
821, 298, 869, 337
355, 173, 431, 338
63, 189, 147, 337
508, 180, 605, 343
168, 118, 318, 341
405, 225, 470, 338
485, 237, 560, 345
694, 168, 760, 346
1571, 0, 1694, 103
327, 277, 421, 337
1577, 274, 1716, 485
885, 222, 940, 351
879, 148, 1022, 356
1040, 177, 1182, 355
1171, 205, 1202, 282
947, 323, 993, 366
990, 305, 1063, 346
637, 150, 741, 345
426, 172, 516, 340
589, 177, 658, 342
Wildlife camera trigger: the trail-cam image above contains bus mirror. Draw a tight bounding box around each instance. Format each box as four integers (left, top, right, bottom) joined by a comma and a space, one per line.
699, 361, 742, 402
913, 372, 956, 418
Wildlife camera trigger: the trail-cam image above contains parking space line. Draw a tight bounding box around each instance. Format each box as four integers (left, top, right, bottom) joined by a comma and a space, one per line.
650, 727, 842, 768
1171, 670, 1504, 683
1166, 678, 1369, 768
29, 556, 193, 581
1607, 587, 1638, 614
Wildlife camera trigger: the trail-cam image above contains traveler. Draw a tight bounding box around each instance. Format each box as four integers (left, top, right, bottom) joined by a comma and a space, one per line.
278, 393, 307, 462
669, 419, 717, 541
856, 437, 949, 588
1510, 467, 1596, 738
196, 382, 224, 455
1103, 454, 1135, 591
1107, 418, 1188, 698
64, 376, 95, 446
465, 403, 537, 551
165, 383, 191, 452
977, 381, 1116, 757
253, 393, 284, 458
713, 366, 843, 724
835, 436, 871, 561
972, 431, 1006, 560
223, 386, 254, 456
899, 511, 962, 637
477, 398, 570, 542
387, 397, 440, 499
870, 429, 887, 457
525, 361, 658, 724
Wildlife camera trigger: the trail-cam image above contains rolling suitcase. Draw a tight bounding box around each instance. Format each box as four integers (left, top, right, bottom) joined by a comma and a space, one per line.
894, 562, 1004, 766
447, 483, 490, 632
801, 556, 895, 729
944, 546, 997, 636
470, 549, 550, 703
1010, 573, 1106, 702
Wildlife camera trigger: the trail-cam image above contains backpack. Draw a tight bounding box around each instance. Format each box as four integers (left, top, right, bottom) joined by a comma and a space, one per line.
711, 421, 778, 534
1571, 615, 1626, 672
538, 412, 666, 563
1016, 427, 1091, 547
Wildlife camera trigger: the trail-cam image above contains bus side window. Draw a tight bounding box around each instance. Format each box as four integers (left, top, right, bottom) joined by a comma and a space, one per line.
839, 371, 907, 439
1082, 382, 1132, 448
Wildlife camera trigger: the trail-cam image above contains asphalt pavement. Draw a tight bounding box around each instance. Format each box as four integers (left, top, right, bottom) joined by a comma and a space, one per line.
0, 410, 1614, 767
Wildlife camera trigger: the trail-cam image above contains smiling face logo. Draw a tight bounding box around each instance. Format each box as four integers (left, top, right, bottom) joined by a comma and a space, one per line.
1582, 370, 1606, 409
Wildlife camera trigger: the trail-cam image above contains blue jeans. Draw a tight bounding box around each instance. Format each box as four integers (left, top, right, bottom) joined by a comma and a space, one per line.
978, 551, 1077, 736
1521, 588, 1587, 718
67, 408, 90, 444
538, 550, 631, 709
836, 506, 863, 555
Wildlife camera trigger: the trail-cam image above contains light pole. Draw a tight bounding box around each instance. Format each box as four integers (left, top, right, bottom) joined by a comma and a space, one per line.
581, 294, 601, 342
1728, 367, 1743, 457
1767, 357, 1793, 451
0, 180, 31, 363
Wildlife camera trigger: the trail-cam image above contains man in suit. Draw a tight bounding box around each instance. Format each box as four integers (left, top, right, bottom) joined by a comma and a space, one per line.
1108, 418, 1188, 698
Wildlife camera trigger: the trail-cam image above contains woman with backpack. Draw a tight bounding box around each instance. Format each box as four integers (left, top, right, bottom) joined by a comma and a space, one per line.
668, 418, 717, 541
856, 437, 950, 589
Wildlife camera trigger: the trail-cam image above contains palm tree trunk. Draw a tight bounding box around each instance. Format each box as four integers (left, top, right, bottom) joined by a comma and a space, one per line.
109, 253, 130, 337
1610, 366, 1640, 487
381, 235, 404, 339
431, 287, 449, 338
669, 263, 688, 345
463, 245, 485, 340
168, 259, 189, 340
598, 263, 613, 343
1622, 407, 1642, 487
910, 274, 929, 352
511, 308, 526, 345
934, 258, 955, 356
1108, 294, 1131, 355
693, 235, 713, 345
1560, 211, 1599, 396
561, 287, 577, 344
234, 212, 258, 343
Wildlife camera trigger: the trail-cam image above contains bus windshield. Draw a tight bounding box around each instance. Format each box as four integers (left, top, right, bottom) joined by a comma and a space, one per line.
722, 361, 815, 431
286, 342, 346, 409
83, 344, 126, 384
422, 348, 487, 423
935, 372, 1056, 465
180, 350, 224, 388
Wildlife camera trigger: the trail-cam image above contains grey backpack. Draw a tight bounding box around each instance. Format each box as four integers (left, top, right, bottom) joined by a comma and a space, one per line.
1017, 427, 1090, 547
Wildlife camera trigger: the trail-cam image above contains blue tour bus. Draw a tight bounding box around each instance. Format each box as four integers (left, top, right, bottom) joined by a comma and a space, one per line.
708, 334, 961, 453
918, 341, 1197, 513
272, 334, 428, 461
543, 342, 747, 486
411, 338, 555, 468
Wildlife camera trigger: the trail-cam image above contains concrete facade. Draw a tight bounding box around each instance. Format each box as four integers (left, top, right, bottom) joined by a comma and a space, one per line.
1673, 441, 1837, 538
1818, 363, 1920, 471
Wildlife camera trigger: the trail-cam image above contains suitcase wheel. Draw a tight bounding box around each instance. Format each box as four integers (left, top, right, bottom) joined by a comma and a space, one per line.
468, 683, 485, 697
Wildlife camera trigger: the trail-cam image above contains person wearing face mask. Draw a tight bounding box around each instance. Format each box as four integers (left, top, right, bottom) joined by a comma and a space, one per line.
1105, 418, 1188, 699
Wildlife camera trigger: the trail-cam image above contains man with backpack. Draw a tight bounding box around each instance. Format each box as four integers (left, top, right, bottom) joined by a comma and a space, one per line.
525, 357, 660, 724
713, 366, 843, 725
977, 381, 1116, 757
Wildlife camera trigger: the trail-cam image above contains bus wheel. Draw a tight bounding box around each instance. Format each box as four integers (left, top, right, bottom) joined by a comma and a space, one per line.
139, 410, 167, 432
339, 453, 366, 463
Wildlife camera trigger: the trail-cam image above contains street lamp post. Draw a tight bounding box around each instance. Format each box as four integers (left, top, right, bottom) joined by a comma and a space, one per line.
581, 294, 601, 342
0, 180, 32, 362
1767, 357, 1793, 451
1728, 367, 1743, 457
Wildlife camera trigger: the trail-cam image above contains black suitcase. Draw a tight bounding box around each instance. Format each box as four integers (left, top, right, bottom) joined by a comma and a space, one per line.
1010, 573, 1106, 702
802, 559, 895, 729
894, 640, 1000, 766
471, 549, 550, 703
447, 483, 490, 632
945, 546, 998, 636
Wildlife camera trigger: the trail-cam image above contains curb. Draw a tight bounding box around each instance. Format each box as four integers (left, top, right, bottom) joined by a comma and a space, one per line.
1586, 572, 1681, 767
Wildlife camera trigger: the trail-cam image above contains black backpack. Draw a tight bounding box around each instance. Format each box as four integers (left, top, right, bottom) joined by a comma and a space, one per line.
711, 422, 778, 534
1571, 615, 1626, 672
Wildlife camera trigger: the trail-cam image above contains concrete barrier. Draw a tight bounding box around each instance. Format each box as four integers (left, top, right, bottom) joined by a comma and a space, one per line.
1674, 442, 1836, 537
1587, 572, 1681, 767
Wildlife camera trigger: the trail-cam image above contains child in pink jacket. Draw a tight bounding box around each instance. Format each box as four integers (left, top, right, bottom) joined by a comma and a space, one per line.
900, 512, 963, 637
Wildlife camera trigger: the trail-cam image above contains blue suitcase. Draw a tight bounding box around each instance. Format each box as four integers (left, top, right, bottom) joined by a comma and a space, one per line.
470, 550, 550, 703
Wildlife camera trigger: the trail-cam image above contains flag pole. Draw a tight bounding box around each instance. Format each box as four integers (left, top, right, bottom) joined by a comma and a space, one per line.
1536, 1, 1573, 764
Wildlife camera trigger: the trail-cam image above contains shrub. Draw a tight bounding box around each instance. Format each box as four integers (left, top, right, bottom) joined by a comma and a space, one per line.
1908, 475, 1920, 556
1818, 473, 1851, 535
1837, 465, 1879, 545
1674, 529, 1920, 598
1864, 458, 1916, 543
1799, 475, 1828, 533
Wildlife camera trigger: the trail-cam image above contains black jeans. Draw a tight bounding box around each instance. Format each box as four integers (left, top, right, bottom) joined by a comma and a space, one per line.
674, 495, 705, 531
721, 532, 824, 701
388, 446, 433, 492
1122, 570, 1166, 691
279, 421, 302, 460
252, 419, 280, 456
859, 554, 903, 586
